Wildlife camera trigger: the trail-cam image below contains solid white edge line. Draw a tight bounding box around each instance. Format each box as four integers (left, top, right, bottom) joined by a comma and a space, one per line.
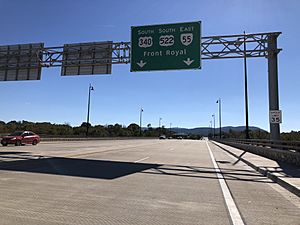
206, 141, 245, 225
134, 157, 150, 163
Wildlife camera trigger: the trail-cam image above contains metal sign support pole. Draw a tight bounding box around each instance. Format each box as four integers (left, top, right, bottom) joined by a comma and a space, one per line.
267, 34, 280, 140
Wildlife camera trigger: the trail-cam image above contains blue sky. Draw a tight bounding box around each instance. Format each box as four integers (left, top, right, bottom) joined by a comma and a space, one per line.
0, 0, 299, 132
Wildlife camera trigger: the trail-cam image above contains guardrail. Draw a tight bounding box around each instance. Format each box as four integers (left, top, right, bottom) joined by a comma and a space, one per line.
213, 138, 300, 166
221, 139, 300, 153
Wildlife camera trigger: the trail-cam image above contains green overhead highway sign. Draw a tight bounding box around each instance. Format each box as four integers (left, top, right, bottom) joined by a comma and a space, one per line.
131, 21, 201, 72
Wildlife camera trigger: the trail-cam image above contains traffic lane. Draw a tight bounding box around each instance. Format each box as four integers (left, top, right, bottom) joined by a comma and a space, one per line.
0, 139, 165, 178
0, 140, 232, 225
72, 140, 229, 184
0, 140, 163, 181
83, 140, 232, 225
0, 147, 44, 164
69, 139, 199, 163
64, 140, 160, 163
208, 141, 300, 225
71, 139, 232, 225
83, 139, 212, 164
1, 139, 159, 154
36, 139, 163, 157
0, 139, 162, 163
131, 140, 231, 182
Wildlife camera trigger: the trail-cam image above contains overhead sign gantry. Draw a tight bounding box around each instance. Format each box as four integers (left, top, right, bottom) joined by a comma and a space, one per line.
0, 22, 282, 141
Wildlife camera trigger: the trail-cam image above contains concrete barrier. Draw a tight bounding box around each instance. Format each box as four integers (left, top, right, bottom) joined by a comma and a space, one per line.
215, 140, 300, 167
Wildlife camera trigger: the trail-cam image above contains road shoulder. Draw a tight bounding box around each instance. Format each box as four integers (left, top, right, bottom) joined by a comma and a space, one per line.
211, 140, 300, 197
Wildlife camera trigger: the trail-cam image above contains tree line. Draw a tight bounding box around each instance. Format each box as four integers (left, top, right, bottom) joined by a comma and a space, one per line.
0, 120, 299, 140
0, 120, 171, 137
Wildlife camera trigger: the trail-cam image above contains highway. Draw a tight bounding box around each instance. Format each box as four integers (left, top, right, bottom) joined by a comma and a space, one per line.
0, 139, 299, 225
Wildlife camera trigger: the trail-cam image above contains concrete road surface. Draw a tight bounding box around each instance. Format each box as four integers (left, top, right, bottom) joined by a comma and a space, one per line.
0, 139, 299, 225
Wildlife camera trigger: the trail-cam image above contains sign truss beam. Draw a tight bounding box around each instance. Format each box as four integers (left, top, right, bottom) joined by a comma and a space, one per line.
40, 42, 131, 68
0, 32, 281, 69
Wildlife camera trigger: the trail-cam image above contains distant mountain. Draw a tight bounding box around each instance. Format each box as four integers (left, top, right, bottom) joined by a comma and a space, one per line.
170, 126, 264, 136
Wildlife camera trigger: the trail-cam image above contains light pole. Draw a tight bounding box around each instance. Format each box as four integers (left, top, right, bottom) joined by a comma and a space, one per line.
243, 31, 250, 139
216, 98, 222, 139
210, 120, 212, 138
212, 114, 215, 138
139, 108, 143, 136
86, 83, 94, 137
159, 117, 162, 135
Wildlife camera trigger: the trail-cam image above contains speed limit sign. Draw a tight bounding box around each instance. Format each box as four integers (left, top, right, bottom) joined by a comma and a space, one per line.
269, 110, 282, 124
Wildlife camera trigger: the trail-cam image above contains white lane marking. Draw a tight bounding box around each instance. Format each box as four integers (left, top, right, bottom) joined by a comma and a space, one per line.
134, 157, 150, 163
169, 148, 174, 151
206, 141, 245, 225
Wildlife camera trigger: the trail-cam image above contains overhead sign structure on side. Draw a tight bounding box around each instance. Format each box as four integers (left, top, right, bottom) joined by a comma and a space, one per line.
131, 21, 201, 72
61, 41, 113, 76
269, 110, 282, 124
0, 43, 44, 81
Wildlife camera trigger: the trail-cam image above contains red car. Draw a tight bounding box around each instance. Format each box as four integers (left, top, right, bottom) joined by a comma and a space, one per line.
1, 131, 40, 146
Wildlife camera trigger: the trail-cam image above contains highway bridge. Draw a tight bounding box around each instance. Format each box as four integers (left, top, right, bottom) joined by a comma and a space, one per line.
0, 139, 299, 225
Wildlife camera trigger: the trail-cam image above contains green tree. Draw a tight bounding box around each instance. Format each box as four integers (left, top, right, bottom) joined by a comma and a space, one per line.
127, 123, 140, 136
